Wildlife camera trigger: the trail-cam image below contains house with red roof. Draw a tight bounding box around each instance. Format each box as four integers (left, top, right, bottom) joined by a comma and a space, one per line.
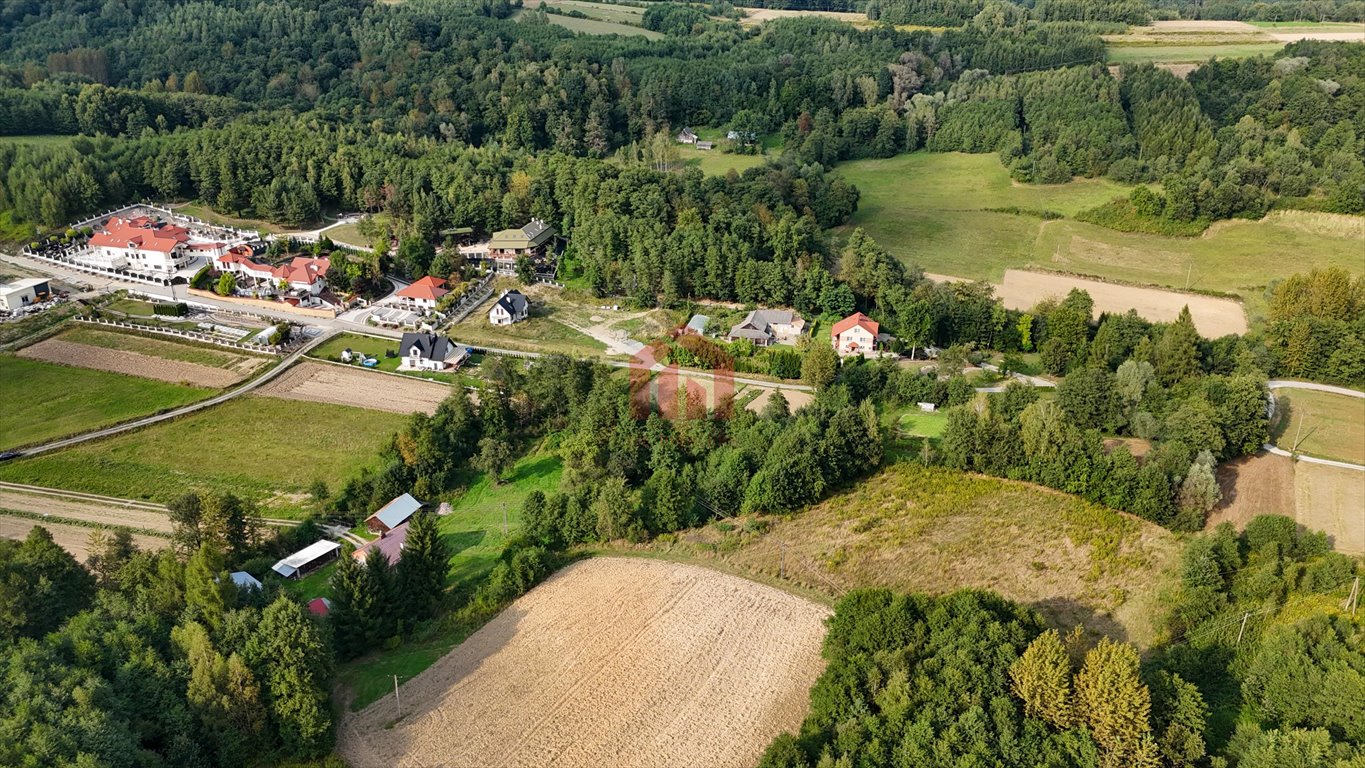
831, 312, 879, 357
393, 275, 450, 311
87, 216, 201, 274
214, 249, 331, 296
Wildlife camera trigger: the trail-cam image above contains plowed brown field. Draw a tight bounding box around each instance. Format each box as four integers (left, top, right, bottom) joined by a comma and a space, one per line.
18, 339, 245, 387
256, 361, 451, 414
0, 515, 168, 560
338, 557, 829, 768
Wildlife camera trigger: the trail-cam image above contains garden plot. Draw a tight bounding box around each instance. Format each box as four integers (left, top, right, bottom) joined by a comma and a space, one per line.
339, 557, 829, 768
257, 362, 452, 415
19, 339, 242, 387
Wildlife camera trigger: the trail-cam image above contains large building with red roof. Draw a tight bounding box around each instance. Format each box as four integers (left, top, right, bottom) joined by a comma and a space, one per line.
86, 216, 216, 274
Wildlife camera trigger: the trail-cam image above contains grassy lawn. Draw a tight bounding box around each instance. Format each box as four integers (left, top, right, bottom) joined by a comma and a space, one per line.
323, 222, 369, 248
1271, 389, 1365, 465
887, 405, 950, 438
0, 356, 216, 451
451, 301, 607, 357
105, 298, 157, 317
175, 202, 289, 234
0, 395, 406, 514
835, 152, 1365, 309
283, 562, 337, 603
1244, 20, 1361, 28
1105, 43, 1286, 64
306, 331, 481, 386
336, 449, 564, 709
57, 326, 268, 369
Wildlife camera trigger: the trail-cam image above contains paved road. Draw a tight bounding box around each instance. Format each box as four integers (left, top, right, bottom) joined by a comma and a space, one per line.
14, 328, 338, 457
1267, 379, 1365, 398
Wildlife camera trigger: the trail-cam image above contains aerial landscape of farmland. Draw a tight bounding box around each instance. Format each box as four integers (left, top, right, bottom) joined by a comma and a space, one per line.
0, 0, 1360, 766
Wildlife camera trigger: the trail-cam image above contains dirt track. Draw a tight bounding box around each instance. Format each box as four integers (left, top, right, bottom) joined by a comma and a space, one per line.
0, 515, 169, 560
17, 339, 242, 387
256, 361, 451, 414
745, 387, 814, 414
338, 557, 830, 768
0, 489, 174, 532
994, 269, 1247, 337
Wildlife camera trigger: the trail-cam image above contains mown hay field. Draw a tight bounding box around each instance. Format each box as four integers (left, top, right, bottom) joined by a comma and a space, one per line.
652, 463, 1181, 646
0, 515, 168, 560
338, 557, 828, 768
0, 355, 215, 451
0, 395, 405, 515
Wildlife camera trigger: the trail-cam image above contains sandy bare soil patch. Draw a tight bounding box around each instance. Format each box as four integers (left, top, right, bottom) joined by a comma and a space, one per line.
746, 386, 814, 414
339, 557, 830, 768
1209, 453, 1296, 531
994, 269, 1247, 336
1295, 462, 1365, 555
17, 339, 243, 387
0, 515, 168, 560
0, 489, 173, 533
256, 362, 451, 415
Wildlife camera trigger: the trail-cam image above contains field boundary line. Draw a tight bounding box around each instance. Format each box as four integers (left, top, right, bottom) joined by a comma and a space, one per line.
10, 329, 337, 457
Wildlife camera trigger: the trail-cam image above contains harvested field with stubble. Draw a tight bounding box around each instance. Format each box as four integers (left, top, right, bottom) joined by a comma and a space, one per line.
0, 488, 173, 533
1295, 462, 1365, 556
1210, 453, 1297, 531
0, 515, 168, 560
257, 361, 451, 414
338, 558, 830, 768
18, 338, 247, 387
994, 269, 1247, 336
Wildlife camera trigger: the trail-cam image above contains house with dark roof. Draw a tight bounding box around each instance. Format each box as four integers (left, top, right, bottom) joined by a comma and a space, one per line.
399, 332, 468, 371
677, 127, 698, 144
728, 309, 805, 347
366, 493, 424, 534
352, 521, 409, 566
684, 314, 709, 335
488, 219, 556, 260
488, 289, 529, 326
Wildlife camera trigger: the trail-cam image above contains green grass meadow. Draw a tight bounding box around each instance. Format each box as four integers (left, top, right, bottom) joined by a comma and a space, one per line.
0, 395, 406, 513
0, 356, 216, 451
1104, 42, 1286, 64
835, 151, 1365, 307
57, 326, 268, 369
1271, 389, 1365, 466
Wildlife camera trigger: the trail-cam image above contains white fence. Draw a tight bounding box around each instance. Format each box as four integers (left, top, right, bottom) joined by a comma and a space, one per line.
76, 317, 284, 355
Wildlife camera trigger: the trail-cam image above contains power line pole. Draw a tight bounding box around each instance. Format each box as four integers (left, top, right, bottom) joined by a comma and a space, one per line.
393, 675, 402, 719
1345, 577, 1360, 617
779, 541, 786, 580
1236, 611, 1251, 645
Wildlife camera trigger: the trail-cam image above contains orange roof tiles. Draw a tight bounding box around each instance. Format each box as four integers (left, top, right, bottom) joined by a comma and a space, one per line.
831, 312, 879, 338
396, 275, 449, 302
88, 217, 190, 254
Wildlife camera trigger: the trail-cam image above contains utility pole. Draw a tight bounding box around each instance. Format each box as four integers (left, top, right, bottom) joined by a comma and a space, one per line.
1345, 577, 1360, 617
393, 675, 402, 718
1236, 611, 1251, 645
779, 541, 786, 580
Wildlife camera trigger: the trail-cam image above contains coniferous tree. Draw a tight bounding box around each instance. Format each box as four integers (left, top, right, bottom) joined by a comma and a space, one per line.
245, 597, 333, 757
1010, 629, 1075, 729
1075, 638, 1162, 768
396, 511, 449, 622
328, 545, 368, 659
185, 544, 235, 631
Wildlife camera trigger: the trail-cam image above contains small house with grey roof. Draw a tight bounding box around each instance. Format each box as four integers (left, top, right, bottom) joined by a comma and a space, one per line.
727, 309, 805, 347
365, 493, 424, 535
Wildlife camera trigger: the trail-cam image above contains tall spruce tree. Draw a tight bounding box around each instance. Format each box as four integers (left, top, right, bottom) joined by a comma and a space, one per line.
1075, 638, 1162, 768
1010, 629, 1075, 729
397, 511, 449, 622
